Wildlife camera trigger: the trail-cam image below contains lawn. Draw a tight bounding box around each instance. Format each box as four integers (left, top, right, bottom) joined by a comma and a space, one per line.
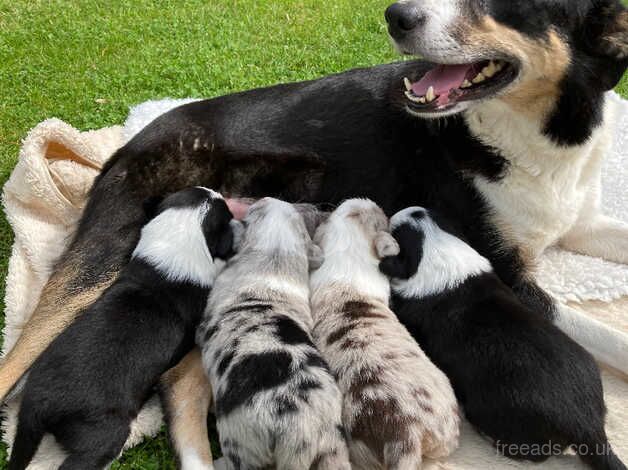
0, 0, 627, 468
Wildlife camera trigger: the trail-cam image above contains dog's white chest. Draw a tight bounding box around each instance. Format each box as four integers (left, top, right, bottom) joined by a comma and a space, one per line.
465, 101, 612, 259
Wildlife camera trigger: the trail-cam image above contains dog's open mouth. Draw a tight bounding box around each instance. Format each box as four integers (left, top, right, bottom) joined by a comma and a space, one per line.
404, 59, 518, 113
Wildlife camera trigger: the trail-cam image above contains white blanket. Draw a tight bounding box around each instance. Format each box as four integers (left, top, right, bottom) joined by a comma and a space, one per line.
2, 93, 627, 468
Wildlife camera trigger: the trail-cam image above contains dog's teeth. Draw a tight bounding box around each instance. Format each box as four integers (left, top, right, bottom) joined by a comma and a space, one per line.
404, 77, 413, 91
426, 86, 436, 102
405, 90, 428, 104
405, 90, 425, 104
482, 61, 497, 78
472, 72, 486, 84
495, 61, 504, 72
461, 79, 472, 89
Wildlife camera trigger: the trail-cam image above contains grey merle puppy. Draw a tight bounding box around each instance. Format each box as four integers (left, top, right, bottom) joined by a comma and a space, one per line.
197, 197, 350, 470
310, 199, 460, 470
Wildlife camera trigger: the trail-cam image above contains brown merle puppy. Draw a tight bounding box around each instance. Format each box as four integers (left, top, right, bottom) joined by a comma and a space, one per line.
310, 199, 460, 470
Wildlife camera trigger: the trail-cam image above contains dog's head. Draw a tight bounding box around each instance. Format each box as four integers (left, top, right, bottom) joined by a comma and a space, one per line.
313, 198, 399, 263
380, 207, 492, 297
386, 0, 627, 127
240, 197, 317, 257
134, 187, 239, 287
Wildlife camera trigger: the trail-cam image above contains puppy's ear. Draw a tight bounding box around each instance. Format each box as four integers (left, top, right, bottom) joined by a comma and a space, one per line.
379, 225, 423, 280
212, 223, 234, 260
380, 255, 412, 280
230, 220, 245, 253
374, 231, 400, 259
142, 195, 165, 221
307, 243, 324, 271
204, 203, 237, 260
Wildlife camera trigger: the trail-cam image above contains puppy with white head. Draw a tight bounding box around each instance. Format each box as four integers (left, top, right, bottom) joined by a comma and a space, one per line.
197, 197, 350, 470
9, 187, 235, 470
381, 207, 626, 470
310, 199, 460, 470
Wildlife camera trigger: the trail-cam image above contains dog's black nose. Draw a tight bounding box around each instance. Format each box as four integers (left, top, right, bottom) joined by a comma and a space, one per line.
385, 2, 423, 38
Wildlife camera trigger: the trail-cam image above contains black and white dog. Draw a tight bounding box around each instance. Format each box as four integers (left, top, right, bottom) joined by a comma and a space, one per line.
197, 198, 350, 470
1, 0, 627, 456
380, 207, 626, 470
8, 187, 236, 470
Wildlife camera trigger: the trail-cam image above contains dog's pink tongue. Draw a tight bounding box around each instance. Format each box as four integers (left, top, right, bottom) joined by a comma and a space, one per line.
226, 199, 253, 220
411, 64, 472, 99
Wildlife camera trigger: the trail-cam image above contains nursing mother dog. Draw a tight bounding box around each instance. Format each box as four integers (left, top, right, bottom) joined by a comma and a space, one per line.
1, 0, 628, 454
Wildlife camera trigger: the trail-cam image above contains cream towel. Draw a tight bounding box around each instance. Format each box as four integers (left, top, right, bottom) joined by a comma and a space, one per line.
1, 98, 627, 468
0, 119, 163, 469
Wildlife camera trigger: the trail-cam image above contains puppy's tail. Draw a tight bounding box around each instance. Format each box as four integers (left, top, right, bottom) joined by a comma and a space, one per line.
580, 442, 627, 470
8, 408, 45, 470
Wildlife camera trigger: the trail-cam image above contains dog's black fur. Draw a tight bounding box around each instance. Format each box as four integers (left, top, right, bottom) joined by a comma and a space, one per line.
56, 1, 626, 333
380, 209, 626, 470
8, 188, 235, 470
79, 61, 549, 318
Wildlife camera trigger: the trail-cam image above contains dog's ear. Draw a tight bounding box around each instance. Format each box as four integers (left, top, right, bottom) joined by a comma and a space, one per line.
374, 231, 400, 259
142, 195, 165, 221
379, 225, 423, 280
379, 255, 412, 280
212, 222, 235, 260
229, 220, 245, 253
595, 5, 628, 60
586, 2, 628, 61
204, 203, 237, 260
307, 243, 324, 271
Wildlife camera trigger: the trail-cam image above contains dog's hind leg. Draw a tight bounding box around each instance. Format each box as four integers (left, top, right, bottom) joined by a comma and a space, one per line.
0, 266, 119, 401
554, 303, 628, 375
56, 418, 129, 470
160, 348, 214, 470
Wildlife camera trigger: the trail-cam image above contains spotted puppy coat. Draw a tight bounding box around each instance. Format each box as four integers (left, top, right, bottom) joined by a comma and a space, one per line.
196, 197, 350, 470
309, 199, 460, 470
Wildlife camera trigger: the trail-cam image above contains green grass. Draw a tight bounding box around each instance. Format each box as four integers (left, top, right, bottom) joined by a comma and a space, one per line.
0, 0, 626, 468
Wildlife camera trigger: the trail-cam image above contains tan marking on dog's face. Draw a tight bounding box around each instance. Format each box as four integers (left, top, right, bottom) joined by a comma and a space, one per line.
160, 348, 214, 468
0, 269, 116, 400
458, 17, 571, 118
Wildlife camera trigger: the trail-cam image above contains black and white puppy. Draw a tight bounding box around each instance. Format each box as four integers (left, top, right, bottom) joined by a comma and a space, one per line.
197, 197, 350, 470
380, 207, 626, 470
8, 187, 236, 470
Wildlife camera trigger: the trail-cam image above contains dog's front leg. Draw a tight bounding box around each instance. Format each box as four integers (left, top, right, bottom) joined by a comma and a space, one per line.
553, 302, 628, 375
560, 214, 628, 265
160, 348, 214, 470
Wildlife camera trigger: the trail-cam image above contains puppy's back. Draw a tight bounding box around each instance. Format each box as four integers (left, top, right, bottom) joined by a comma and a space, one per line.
311, 285, 460, 470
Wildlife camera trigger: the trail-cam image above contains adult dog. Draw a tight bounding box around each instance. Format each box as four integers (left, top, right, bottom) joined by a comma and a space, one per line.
1, 0, 627, 441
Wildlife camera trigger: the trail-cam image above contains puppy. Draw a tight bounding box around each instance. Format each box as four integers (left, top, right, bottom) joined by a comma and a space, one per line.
196, 197, 350, 470
9, 187, 236, 470
381, 207, 626, 470
310, 199, 460, 470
